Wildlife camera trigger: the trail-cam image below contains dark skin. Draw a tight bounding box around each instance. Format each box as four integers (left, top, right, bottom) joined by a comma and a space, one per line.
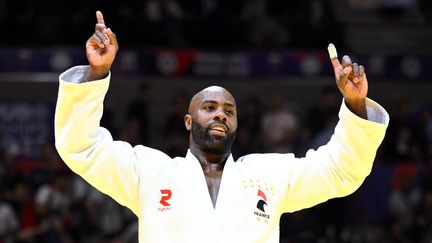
85, 11, 368, 207
184, 87, 238, 207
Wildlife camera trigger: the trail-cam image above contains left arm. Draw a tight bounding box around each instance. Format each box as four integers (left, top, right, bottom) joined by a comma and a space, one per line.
280, 97, 388, 213
279, 44, 389, 212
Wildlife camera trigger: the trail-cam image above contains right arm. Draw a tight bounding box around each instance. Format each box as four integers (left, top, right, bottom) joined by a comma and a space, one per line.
55, 11, 140, 214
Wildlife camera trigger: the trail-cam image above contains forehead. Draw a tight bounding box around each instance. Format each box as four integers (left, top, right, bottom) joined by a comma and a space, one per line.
199, 88, 236, 105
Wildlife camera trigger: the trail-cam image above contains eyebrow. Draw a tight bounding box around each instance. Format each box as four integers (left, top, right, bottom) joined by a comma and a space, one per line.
202, 100, 236, 108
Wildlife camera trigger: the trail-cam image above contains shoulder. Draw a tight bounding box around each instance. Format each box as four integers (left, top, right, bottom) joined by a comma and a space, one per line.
133, 145, 171, 159
132, 145, 176, 169
236, 153, 296, 164
234, 153, 298, 175
233, 153, 298, 185
133, 145, 191, 165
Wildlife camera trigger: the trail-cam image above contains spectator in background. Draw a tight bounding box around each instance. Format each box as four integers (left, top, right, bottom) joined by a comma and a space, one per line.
160, 92, 189, 157
412, 191, 432, 242
241, 0, 288, 46
126, 84, 152, 145
261, 95, 298, 153
142, 0, 186, 45
120, 119, 143, 147
84, 187, 126, 242
267, 0, 342, 47
0, 193, 19, 243
305, 86, 340, 149
412, 155, 432, 242
34, 172, 72, 243
306, 86, 339, 138
7, 181, 38, 242
388, 164, 421, 239
0, 149, 20, 192
232, 96, 263, 158
383, 95, 416, 163
40, 142, 65, 173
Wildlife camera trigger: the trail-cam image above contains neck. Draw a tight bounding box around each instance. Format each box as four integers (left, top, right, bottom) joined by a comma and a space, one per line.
190, 144, 230, 173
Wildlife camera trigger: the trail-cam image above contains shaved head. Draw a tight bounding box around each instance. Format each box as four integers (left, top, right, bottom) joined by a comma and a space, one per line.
188, 86, 236, 115
184, 85, 237, 155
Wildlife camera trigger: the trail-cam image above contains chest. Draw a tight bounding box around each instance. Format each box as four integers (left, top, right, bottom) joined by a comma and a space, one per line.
140, 161, 285, 228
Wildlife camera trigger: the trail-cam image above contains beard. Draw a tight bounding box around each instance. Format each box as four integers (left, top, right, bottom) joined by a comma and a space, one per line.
191, 120, 236, 155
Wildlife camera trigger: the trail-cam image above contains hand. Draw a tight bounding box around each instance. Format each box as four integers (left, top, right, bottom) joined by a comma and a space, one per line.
328, 43, 368, 119
85, 11, 119, 81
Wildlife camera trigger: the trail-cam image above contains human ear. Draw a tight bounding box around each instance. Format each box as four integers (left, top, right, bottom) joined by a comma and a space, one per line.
184, 114, 192, 131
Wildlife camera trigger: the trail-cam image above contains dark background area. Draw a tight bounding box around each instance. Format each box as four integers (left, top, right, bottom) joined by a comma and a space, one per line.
1, 0, 432, 242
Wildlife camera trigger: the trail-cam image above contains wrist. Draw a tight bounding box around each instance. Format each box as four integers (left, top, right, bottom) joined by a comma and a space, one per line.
345, 97, 367, 119
84, 65, 110, 82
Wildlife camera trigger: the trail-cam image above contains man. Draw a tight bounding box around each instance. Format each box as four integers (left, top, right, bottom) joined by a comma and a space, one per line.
55, 11, 389, 242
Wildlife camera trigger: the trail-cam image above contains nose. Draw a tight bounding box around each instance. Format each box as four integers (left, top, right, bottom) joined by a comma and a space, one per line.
214, 108, 227, 122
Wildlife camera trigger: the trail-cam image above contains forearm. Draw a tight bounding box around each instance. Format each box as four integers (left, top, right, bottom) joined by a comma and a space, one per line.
325, 98, 388, 180
55, 66, 110, 160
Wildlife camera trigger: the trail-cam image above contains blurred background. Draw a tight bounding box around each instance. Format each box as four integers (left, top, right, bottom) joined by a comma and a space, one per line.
1, 0, 432, 242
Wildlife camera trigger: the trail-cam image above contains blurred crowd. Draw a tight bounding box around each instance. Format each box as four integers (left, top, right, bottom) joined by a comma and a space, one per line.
1, 84, 432, 243
0, 0, 343, 48
0, 0, 385, 49
0, 0, 427, 49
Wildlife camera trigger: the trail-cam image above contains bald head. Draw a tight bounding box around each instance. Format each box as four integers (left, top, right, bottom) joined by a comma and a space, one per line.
188, 86, 236, 115
185, 86, 238, 156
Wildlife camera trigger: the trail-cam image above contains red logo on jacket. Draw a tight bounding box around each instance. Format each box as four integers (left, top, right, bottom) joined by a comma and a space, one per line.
158, 189, 172, 212
160, 189, 172, 206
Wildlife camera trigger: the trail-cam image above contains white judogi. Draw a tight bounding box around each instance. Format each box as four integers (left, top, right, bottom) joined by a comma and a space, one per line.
55, 66, 389, 243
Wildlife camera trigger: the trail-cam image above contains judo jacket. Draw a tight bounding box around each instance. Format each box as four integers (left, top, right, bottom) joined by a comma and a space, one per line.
55, 66, 389, 243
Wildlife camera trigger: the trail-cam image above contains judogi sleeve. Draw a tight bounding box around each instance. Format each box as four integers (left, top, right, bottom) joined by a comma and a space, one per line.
55, 66, 143, 215
278, 98, 389, 213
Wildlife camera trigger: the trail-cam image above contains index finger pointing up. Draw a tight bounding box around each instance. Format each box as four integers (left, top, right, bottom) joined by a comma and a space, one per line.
96, 11, 105, 25
328, 43, 341, 70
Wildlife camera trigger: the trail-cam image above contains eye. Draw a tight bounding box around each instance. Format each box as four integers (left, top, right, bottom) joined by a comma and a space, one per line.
205, 105, 215, 111
225, 108, 235, 116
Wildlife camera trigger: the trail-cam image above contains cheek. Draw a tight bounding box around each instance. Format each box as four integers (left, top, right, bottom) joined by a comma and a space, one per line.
230, 119, 238, 131
196, 112, 212, 124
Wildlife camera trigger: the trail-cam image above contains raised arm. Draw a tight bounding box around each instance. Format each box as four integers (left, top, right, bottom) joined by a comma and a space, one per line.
275, 44, 389, 213
55, 11, 140, 214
